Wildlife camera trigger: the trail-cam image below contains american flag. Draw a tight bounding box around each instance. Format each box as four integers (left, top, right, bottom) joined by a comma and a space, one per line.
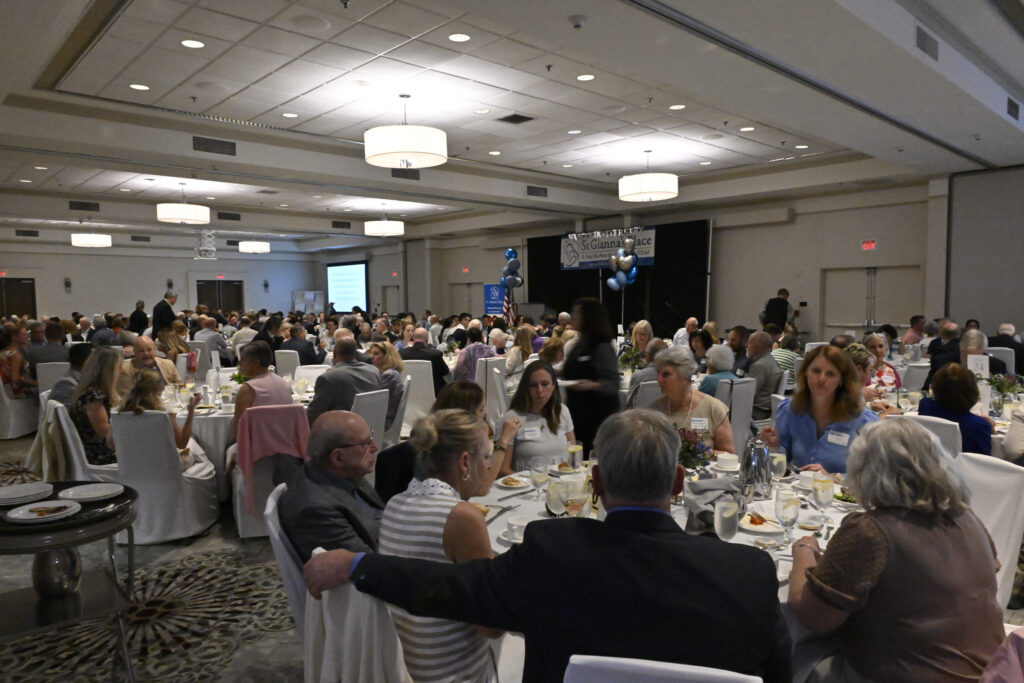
502, 288, 515, 327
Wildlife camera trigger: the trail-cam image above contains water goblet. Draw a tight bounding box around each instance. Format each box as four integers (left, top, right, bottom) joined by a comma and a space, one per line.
812, 473, 835, 527
559, 479, 589, 518
769, 451, 787, 480
714, 497, 740, 541
774, 490, 800, 545
529, 464, 549, 501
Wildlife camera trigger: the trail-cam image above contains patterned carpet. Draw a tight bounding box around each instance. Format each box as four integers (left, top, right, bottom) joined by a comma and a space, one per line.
0, 550, 294, 682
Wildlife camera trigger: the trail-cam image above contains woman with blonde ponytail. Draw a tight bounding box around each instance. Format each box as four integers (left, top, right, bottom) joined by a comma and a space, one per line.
378, 409, 503, 682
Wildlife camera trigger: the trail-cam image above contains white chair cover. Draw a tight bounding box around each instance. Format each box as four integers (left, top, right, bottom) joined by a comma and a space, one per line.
175, 354, 188, 378
901, 363, 930, 392
217, 367, 236, 384
716, 378, 756, 452
186, 341, 210, 379
111, 410, 218, 544
38, 388, 51, 412
770, 394, 785, 423
274, 349, 301, 378
631, 380, 662, 409
953, 453, 1024, 608
564, 655, 763, 682
352, 389, 388, 485
53, 402, 119, 482
492, 367, 509, 417
476, 356, 507, 428
294, 364, 331, 385
381, 375, 411, 449
401, 360, 435, 437
232, 455, 300, 539
897, 414, 962, 459
0, 382, 38, 439
804, 342, 828, 354
775, 370, 789, 396
304, 562, 412, 683
989, 347, 1015, 374
36, 362, 69, 393
265, 483, 307, 643
792, 356, 803, 382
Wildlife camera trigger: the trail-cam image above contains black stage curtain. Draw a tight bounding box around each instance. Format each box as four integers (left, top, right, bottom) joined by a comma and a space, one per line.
527, 220, 710, 338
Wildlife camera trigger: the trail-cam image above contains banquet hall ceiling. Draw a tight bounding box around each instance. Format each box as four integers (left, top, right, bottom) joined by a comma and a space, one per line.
1, 0, 1023, 250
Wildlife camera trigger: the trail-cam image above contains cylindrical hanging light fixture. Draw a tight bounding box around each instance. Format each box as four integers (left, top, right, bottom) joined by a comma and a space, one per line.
618, 150, 679, 202
238, 241, 270, 253
364, 204, 404, 237
70, 233, 112, 248
363, 94, 447, 169
157, 183, 210, 224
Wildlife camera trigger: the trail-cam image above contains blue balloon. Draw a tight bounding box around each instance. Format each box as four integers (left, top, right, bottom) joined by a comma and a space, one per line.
606, 277, 621, 291
628, 265, 639, 280
616, 247, 625, 258
505, 248, 518, 260
627, 274, 637, 284
507, 258, 521, 271
616, 271, 628, 286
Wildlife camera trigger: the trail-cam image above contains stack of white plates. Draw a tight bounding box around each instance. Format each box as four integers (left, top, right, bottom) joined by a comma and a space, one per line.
0, 482, 54, 506
58, 483, 124, 502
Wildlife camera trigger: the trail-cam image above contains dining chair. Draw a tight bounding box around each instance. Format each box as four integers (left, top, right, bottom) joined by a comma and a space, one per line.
294, 364, 331, 385
896, 414, 962, 459
988, 347, 1015, 374
37, 388, 51, 412
174, 354, 188, 379
264, 483, 308, 643
792, 356, 803, 383
351, 389, 388, 485
111, 410, 219, 544
774, 370, 789, 396
901, 363, 930, 392
953, 453, 1024, 608
631, 380, 661, 409
769, 394, 785, 424
716, 378, 756, 451
380, 375, 411, 449
401, 360, 435, 437
187, 340, 211, 378
0, 382, 39, 439
35, 362, 70, 394
804, 342, 828, 354
563, 654, 763, 682
476, 357, 507, 428
274, 349, 300, 378
52, 402, 119, 482
491, 367, 509, 417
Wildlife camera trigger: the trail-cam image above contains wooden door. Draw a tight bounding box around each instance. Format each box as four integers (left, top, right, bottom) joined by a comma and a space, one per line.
0, 278, 36, 319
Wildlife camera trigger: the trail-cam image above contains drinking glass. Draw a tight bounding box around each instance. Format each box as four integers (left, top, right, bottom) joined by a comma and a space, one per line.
812, 473, 834, 527
714, 498, 740, 541
907, 392, 922, 411
529, 464, 549, 501
546, 481, 566, 516
769, 451, 787, 480
559, 479, 589, 518
295, 377, 308, 394
775, 490, 800, 544
567, 444, 583, 470
671, 505, 690, 531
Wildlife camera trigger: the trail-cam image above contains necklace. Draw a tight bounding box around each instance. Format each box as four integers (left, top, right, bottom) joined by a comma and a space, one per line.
669, 386, 695, 425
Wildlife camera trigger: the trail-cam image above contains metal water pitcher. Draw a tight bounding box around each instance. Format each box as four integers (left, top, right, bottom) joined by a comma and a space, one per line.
740, 436, 773, 501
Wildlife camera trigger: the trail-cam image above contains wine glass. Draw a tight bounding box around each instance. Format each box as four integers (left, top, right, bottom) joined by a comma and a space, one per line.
812, 473, 835, 527
546, 481, 566, 517
714, 497, 740, 541
775, 490, 800, 544
529, 464, 549, 501
559, 479, 589, 517
769, 451, 787, 480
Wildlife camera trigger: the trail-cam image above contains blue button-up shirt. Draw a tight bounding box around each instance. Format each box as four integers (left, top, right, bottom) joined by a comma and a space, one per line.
775, 398, 878, 473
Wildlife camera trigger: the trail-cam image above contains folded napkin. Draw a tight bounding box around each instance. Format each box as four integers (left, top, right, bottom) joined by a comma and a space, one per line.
682, 478, 742, 533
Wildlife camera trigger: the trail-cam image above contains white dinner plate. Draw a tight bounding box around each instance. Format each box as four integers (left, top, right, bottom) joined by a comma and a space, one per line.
496, 477, 530, 490
710, 464, 740, 473
498, 529, 524, 544
549, 466, 581, 477
740, 514, 784, 535
5, 500, 81, 524
58, 483, 124, 503
791, 482, 813, 493
0, 482, 53, 505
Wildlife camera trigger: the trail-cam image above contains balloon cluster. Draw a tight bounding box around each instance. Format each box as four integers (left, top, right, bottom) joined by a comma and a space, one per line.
502, 248, 523, 289
605, 237, 639, 291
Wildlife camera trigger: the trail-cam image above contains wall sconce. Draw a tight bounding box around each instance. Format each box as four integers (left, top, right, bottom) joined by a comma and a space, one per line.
263, 280, 269, 293
166, 278, 174, 290
64, 277, 72, 293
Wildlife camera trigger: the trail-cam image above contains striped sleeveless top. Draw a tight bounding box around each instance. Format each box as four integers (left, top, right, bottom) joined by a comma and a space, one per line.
378, 478, 494, 683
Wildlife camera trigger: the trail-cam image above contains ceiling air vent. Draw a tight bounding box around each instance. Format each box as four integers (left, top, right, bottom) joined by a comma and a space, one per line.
1008, 97, 1020, 121
15, 229, 39, 237
915, 26, 938, 60
217, 211, 241, 221
130, 235, 151, 242
332, 220, 351, 230
391, 168, 420, 180
192, 136, 236, 156
68, 200, 99, 212
526, 185, 548, 197
498, 113, 533, 124
226, 239, 240, 246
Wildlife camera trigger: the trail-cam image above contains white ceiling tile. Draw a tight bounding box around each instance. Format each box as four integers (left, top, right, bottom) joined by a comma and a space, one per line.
269, 4, 353, 39
120, 45, 209, 88
432, 55, 543, 91
518, 100, 603, 124
292, 113, 364, 135
506, 29, 559, 53
361, 2, 449, 38
243, 26, 321, 57
199, 45, 292, 83
569, 132, 624, 148
254, 60, 346, 97
58, 37, 148, 94
418, 22, 501, 53
198, 0, 289, 23
331, 24, 409, 54
204, 98, 273, 121
480, 90, 543, 110
401, 0, 464, 19
154, 27, 234, 60
175, 7, 260, 42
122, 0, 190, 25
385, 40, 460, 69
303, 43, 376, 70
107, 14, 168, 45
480, 38, 545, 67
234, 85, 290, 106
282, 86, 357, 112
352, 56, 424, 81
298, 0, 390, 23
458, 12, 516, 37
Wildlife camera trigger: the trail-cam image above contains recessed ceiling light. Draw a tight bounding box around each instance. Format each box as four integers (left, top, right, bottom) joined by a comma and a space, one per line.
282, 112, 299, 118
180, 39, 205, 49
562, 163, 573, 168
794, 144, 809, 149
568, 129, 581, 135
473, 108, 490, 114
206, 196, 216, 200
18, 179, 32, 183
129, 83, 150, 91
119, 188, 132, 192
343, 208, 353, 212
488, 150, 501, 156
448, 33, 471, 42
34, 165, 48, 170
313, 195, 322, 199
279, 204, 289, 207
699, 161, 712, 166
576, 74, 595, 81
739, 126, 755, 132
669, 104, 686, 110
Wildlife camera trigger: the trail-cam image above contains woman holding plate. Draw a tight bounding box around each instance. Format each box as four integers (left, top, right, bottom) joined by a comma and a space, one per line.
498, 361, 575, 475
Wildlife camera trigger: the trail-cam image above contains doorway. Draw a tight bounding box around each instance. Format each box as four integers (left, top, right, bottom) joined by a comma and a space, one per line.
821, 266, 922, 341
196, 280, 244, 312
0, 278, 36, 319
381, 286, 400, 315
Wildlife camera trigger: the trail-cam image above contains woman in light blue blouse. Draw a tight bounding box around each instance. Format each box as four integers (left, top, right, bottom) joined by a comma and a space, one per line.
759, 344, 878, 473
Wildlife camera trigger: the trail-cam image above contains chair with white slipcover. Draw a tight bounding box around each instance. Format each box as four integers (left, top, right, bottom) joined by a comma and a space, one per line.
53, 402, 119, 482
294, 364, 331, 386
351, 389, 388, 485
381, 376, 411, 449
898, 414, 962, 459
264, 483, 307, 643
563, 654, 762, 682
716, 378, 756, 451
186, 341, 210, 378
901, 363, 930, 393
988, 347, 1015, 374
476, 356, 507, 428
274, 349, 300, 379
36, 362, 69, 394
631, 380, 662, 410
401, 360, 436, 437
0, 382, 38, 439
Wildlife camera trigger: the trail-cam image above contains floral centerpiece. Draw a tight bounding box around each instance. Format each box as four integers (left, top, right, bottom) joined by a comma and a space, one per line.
983, 373, 1021, 413
618, 344, 644, 372
231, 371, 246, 384
677, 426, 712, 471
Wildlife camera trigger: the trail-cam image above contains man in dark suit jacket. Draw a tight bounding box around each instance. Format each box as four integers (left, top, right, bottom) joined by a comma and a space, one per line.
989, 324, 1024, 375
398, 327, 449, 396
925, 328, 1006, 391
304, 410, 791, 683
253, 316, 283, 352
279, 411, 384, 560
128, 300, 149, 335
150, 290, 178, 339
306, 339, 383, 425
281, 324, 326, 365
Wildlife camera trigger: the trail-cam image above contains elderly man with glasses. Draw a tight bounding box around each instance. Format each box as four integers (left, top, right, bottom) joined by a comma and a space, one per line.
279, 410, 384, 560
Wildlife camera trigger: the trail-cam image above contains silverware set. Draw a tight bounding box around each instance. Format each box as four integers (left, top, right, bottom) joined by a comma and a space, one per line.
486, 504, 520, 526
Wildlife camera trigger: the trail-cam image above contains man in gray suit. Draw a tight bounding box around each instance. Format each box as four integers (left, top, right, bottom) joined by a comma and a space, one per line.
279, 411, 385, 560
306, 339, 382, 425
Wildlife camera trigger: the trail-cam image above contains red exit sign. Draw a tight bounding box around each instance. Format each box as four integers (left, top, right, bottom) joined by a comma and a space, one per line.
861, 240, 876, 251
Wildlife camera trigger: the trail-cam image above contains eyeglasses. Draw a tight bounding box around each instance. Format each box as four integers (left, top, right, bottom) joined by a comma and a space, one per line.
336, 428, 375, 449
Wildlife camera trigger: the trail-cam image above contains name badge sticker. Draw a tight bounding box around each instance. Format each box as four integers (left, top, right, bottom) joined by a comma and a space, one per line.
690, 417, 710, 431
826, 430, 850, 447
520, 427, 542, 441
